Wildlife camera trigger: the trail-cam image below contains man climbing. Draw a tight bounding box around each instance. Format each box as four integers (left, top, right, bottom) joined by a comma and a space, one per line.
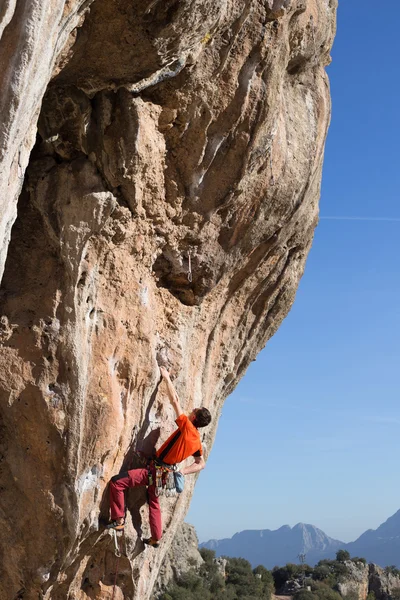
107, 366, 212, 547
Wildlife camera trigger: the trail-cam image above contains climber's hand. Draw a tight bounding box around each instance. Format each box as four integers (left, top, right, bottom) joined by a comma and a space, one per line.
160, 367, 182, 418
160, 366, 170, 380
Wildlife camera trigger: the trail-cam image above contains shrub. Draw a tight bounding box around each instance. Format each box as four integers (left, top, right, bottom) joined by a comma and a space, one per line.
272, 563, 303, 589
336, 550, 351, 563
253, 565, 274, 600
332, 561, 350, 579
310, 581, 336, 593
199, 548, 216, 564
351, 557, 367, 566
293, 590, 316, 600
314, 587, 343, 600
385, 566, 400, 577
177, 571, 203, 591
226, 557, 260, 597
314, 565, 332, 581
317, 560, 335, 567
159, 583, 209, 600
209, 573, 225, 594
342, 591, 360, 600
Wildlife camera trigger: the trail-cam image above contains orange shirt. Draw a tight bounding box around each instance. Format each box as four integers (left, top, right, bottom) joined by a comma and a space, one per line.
156, 414, 202, 465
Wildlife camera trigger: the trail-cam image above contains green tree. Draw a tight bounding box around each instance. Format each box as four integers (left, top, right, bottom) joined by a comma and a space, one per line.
199, 548, 216, 563
314, 587, 343, 600
314, 565, 332, 581
226, 557, 260, 597
293, 590, 316, 600
210, 573, 225, 594
336, 550, 351, 563
272, 563, 302, 590
332, 560, 350, 580
251, 565, 274, 600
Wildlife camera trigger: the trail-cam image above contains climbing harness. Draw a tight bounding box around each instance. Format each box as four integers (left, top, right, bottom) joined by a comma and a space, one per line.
131, 451, 183, 496
148, 458, 180, 497
187, 249, 193, 283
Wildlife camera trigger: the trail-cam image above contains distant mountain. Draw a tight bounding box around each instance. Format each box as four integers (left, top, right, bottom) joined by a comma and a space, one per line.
200, 510, 400, 569
345, 509, 400, 567
200, 522, 344, 568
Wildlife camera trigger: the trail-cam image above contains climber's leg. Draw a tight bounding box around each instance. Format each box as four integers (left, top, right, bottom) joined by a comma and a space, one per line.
147, 482, 162, 542
109, 468, 149, 521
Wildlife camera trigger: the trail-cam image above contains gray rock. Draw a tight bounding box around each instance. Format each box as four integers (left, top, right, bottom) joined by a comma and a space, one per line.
153, 523, 204, 597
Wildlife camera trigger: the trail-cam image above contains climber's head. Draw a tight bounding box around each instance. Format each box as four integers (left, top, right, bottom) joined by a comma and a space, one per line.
190, 407, 212, 428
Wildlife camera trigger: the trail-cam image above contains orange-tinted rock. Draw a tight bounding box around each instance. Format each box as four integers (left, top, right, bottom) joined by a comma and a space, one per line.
0, 1, 337, 598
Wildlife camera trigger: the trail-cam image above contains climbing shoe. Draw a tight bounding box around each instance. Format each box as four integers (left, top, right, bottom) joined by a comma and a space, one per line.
143, 537, 160, 548
106, 518, 125, 532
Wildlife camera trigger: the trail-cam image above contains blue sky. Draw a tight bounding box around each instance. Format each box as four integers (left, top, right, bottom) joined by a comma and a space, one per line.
187, 0, 400, 544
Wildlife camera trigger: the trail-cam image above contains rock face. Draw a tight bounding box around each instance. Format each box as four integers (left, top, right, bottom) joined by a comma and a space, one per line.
0, 1, 337, 599
337, 561, 370, 600
337, 562, 400, 600
153, 522, 204, 598
369, 565, 400, 600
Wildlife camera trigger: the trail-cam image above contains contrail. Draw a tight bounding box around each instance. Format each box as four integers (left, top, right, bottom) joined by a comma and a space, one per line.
320, 216, 400, 222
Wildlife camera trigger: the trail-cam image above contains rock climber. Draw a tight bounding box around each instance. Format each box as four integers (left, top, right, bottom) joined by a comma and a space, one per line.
106, 366, 212, 547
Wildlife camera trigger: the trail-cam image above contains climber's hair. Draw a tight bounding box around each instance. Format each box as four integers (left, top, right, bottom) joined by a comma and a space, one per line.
193, 407, 211, 428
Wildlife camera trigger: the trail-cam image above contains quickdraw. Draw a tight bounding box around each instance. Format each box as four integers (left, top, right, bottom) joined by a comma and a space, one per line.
148, 460, 178, 497
111, 528, 122, 558
109, 528, 123, 600
187, 249, 193, 283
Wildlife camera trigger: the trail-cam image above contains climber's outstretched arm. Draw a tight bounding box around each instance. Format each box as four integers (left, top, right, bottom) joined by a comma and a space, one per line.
160, 366, 183, 418
180, 455, 205, 476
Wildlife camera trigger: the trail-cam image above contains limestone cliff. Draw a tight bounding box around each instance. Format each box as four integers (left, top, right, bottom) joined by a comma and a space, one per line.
0, 1, 337, 598
334, 561, 400, 600
153, 522, 204, 598
337, 561, 370, 600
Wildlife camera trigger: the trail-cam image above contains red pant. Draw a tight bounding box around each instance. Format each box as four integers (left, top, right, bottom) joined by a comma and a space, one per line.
109, 467, 162, 540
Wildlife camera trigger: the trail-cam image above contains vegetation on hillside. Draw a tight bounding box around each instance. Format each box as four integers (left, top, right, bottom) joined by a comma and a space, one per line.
158, 549, 400, 600
271, 551, 370, 600
158, 548, 274, 600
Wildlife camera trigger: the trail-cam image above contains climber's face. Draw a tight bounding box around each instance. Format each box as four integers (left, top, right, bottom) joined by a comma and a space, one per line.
189, 408, 198, 423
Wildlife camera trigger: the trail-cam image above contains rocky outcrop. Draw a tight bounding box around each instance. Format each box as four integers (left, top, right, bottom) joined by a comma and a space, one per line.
369, 565, 400, 600
337, 561, 370, 600
278, 562, 400, 600
153, 522, 204, 598
0, 1, 337, 599
0, 0, 93, 281
338, 562, 400, 600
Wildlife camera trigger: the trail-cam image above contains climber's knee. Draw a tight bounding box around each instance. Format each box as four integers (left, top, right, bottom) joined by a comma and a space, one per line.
111, 471, 129, 483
